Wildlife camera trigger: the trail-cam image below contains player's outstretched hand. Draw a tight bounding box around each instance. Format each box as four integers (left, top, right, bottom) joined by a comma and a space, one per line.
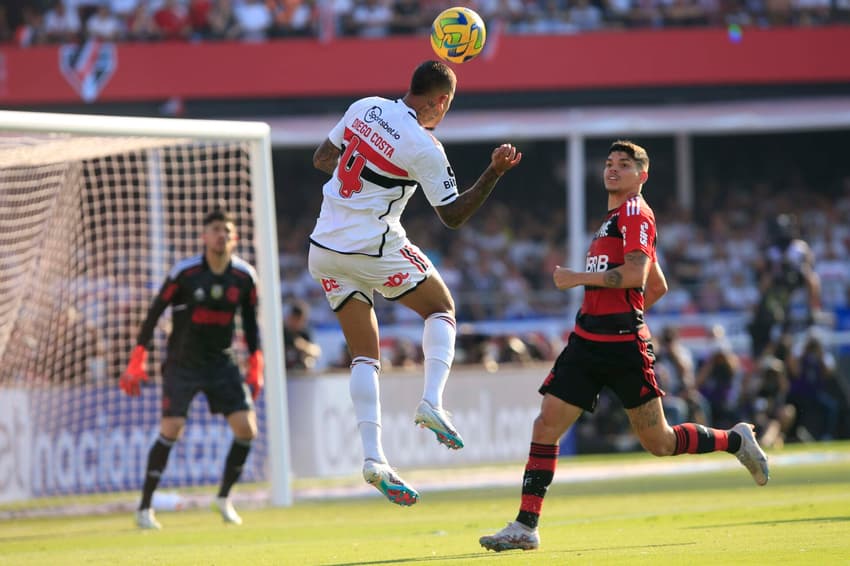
553, 265, 579, 290
119, 345, 149, 396
246, 350, 264, 401
490, 143, 522, 176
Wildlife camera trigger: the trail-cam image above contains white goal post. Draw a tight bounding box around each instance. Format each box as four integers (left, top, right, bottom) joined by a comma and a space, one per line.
0, 110, 291, 507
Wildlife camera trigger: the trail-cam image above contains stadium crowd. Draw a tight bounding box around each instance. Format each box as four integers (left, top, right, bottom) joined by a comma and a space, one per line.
3, 0, 850, 47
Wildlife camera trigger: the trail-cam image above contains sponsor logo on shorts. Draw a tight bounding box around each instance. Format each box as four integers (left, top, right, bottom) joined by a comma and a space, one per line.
383, 272, 410, 288
321, 278, 340, 292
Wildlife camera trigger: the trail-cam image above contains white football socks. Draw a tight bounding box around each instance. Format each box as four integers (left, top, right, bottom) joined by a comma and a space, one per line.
422, 312, 456, 408
350, 356, 386, 464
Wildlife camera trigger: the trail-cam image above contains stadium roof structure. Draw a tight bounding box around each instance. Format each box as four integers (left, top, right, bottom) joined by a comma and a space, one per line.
265, 96, 850, 281
266, 96, 850, 146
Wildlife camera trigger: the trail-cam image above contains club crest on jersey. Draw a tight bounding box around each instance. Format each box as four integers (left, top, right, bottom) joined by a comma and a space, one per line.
194, 288, 205, 302
59, 40, 117, 103
211, 284, 223, 299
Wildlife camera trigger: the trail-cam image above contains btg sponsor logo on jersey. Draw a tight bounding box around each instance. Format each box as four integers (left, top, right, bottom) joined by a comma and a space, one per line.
364, 106, 401, 140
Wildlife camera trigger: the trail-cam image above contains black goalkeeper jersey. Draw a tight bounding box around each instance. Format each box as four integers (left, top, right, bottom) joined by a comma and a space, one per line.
136, 254, 260, 369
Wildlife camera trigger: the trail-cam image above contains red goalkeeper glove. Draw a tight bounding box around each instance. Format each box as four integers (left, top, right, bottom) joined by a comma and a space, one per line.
119, 345, 149, 396
246, 350, 264, 401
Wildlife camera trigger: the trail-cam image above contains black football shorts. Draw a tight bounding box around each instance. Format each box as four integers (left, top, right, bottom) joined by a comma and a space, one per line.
161, 359, 253, 418
539, 332, 663, 411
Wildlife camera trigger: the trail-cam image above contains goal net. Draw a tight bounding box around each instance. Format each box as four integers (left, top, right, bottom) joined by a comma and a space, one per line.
0, 112, 289, 510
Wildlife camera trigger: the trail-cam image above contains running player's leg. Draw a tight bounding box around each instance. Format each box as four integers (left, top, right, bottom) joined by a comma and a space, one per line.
480, 394, 582, 552
626, 398, 769, 485
616, 338, 768, 485
481, 338, 593, 552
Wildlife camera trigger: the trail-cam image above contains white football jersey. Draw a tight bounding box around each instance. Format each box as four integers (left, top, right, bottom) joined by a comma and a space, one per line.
309, 97, 459, 256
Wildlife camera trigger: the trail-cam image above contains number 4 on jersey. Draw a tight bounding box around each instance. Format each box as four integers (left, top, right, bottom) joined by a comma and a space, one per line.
338, 136, 366, 198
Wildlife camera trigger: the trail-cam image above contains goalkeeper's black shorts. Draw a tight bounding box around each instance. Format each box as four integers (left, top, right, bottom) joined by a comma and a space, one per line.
161, 359, 253, 418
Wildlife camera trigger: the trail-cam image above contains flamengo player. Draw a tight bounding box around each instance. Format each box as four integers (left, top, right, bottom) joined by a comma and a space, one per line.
120, 208, 264, 530
309, 60, 521, 505
479, 140, 769, 552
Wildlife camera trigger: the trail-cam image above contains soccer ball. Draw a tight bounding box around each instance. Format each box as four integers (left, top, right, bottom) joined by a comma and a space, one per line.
430, 7, 487, 64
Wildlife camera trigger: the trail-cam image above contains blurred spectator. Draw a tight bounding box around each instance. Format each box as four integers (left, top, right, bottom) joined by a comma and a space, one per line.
786, 331, 843, 440
269, 0, 315, 37
569, 0, 605, 30
16, 6, 46, 46
207, 0, 241, 39
110, 0, 141, 20
283, 299, 322, 370
388, 0, 423, 34
126, 3, 161, 41
695, 325, 742, 429
350, 0, 393, 37
86, 5, 123, 41
748, 213, 821, 359
747, 356, 795, 449
43, 1, 82, 43
154, 0, 192, 39
654, 326, 710, 424
188, 0, 214, 37
234, 0, 273, 40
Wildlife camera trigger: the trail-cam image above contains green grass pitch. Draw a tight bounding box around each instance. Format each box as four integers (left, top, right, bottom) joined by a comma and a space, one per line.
2, 442, 849, 565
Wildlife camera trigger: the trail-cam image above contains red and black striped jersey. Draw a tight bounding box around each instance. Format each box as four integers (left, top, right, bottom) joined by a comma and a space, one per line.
136, 254, 259, 368
574, 194, 657, 343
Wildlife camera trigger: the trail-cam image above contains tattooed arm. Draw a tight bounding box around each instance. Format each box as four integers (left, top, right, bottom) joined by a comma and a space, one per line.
312, 139, 340, 176
435, 143, 522, 229
552, 251, 653, 291
644, 261, 669, 309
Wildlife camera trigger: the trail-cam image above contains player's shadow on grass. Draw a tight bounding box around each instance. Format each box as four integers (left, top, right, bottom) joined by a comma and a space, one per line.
690, 516, 850, 529
323, 543, 696, 565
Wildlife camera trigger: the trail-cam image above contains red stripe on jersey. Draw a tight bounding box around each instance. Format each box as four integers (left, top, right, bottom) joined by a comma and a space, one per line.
160, 282, 178, 302
191, 307, 234, 326
344, 128, 409, 177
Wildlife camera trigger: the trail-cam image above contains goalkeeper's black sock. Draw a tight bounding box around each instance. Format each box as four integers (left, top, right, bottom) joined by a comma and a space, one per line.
515, 442, 559, 530
218, 438, 252, 498
139, 434, 176, 510
671, 423, 740, 454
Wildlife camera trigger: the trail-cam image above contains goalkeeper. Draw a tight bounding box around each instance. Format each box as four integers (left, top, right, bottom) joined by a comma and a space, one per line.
120, 208, 264, 530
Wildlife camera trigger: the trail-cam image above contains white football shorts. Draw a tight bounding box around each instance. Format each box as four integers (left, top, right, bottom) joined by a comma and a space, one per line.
308, 241, 436, 311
